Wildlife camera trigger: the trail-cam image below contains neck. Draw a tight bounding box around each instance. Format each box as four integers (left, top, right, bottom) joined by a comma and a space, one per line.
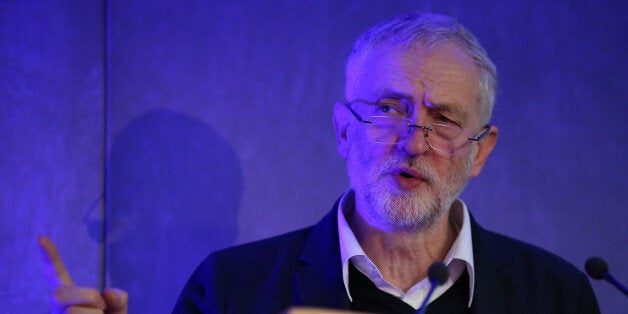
348, 201, 458, 292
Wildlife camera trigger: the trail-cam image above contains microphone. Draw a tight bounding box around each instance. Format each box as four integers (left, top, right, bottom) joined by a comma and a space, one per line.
585, 256, 628, 297
416, 262, 449, 314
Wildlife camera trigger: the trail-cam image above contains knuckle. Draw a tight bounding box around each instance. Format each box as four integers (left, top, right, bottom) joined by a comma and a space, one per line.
52, 285, 104, 309
52, 285, 70, 303
82, 289, 103, 304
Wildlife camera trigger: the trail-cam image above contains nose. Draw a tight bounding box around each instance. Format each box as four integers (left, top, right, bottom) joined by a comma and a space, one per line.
397, 125, 431, 156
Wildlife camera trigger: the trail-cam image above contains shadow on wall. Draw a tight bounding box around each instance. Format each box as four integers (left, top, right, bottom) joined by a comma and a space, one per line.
89, 109, 243, 311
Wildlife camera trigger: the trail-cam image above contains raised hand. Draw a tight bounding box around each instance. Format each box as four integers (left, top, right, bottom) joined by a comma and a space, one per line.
37, 235, 128, 314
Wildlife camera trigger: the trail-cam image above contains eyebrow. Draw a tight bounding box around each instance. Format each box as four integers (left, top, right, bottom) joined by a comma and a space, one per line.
369, 88, 471, 124
424, 100, 469, 123
372, 89, 415, 103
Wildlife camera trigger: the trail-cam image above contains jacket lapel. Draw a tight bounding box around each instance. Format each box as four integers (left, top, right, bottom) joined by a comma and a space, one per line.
290, 203, 520, 312
293, 200, 351, 309
470, 215, 516, 314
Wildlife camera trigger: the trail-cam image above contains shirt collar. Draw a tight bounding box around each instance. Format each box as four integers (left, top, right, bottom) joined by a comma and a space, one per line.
337, 189, 475, 307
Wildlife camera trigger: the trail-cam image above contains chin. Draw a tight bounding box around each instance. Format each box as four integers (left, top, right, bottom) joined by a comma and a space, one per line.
363, 182, 446, 231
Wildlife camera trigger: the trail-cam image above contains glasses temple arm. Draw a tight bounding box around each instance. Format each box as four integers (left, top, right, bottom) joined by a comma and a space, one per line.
468, 124, 491, 141
344, 102, 372, 124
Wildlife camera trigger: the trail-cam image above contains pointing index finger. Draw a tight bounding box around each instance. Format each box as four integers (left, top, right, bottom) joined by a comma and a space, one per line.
37, 235, 75, 288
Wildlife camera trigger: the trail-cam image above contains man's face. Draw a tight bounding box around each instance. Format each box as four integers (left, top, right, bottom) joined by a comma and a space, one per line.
336, 43, 491, 232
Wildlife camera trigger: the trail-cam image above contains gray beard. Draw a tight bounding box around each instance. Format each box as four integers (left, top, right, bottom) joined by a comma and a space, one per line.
347, 144, 474, 232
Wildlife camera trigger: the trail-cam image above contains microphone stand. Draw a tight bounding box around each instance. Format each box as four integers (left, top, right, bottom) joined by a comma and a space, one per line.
416, 262, 449, 314
416, 281, 439, 314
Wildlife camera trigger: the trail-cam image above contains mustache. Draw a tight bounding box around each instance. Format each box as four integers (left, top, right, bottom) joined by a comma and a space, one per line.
379, 154, 440, 187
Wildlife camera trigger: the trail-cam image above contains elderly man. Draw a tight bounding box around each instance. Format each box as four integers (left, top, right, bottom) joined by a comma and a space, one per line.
40, 12, 599, 314
171, 12, 599, 313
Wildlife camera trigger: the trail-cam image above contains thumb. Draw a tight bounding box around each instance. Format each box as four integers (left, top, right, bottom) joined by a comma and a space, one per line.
102, 288, 129, 314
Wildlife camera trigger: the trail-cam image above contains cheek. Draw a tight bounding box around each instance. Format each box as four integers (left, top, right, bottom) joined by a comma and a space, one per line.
347, 125, 370, 157
424, 154, 465, 186
351, 136, 392, 166
432, 157, 453, 177
442, 155, 474, 183
347, 137, 392, 179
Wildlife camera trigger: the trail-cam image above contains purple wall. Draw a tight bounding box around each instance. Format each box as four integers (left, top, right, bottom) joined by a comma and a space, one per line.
2, 1, 626, 313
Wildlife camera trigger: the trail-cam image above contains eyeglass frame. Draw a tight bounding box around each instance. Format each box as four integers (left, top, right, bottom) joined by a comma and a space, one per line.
343, 100, 492, 155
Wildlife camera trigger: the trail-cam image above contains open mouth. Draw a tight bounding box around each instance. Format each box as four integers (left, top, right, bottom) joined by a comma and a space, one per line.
399, 171, 415, 179
392, 169, 423, 190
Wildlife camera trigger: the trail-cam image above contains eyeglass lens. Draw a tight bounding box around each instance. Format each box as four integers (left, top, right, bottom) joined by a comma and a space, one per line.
365, 116, 472, 156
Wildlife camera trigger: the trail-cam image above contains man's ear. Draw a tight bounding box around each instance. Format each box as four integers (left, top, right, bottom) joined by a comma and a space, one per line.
470, 125, 498, 178
333, 102, 351, 159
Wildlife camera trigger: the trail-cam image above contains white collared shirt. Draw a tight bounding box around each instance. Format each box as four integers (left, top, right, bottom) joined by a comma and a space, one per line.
337, 190, 476, 309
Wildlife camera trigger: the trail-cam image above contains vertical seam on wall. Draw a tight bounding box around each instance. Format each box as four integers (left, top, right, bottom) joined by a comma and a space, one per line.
102, 0, 111, 291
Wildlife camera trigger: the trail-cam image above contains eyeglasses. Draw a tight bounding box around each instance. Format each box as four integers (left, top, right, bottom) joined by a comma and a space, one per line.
345, 100, 491, 156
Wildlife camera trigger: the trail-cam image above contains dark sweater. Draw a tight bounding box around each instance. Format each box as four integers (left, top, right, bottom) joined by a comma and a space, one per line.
349, 262, 472, 313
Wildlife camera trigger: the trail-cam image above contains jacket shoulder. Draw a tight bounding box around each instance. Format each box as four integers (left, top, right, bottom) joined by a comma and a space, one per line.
211, 226, 315, 269
473, 226, 600, 313
480, 228, 586, 279
173, 226, 316, 313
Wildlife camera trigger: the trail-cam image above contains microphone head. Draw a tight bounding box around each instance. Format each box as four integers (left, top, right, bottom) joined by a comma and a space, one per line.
585, 256, 608, 280
428, 262, 449, 286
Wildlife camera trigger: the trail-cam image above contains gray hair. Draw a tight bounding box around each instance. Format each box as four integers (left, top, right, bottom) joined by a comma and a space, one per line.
346, 12, 497, 126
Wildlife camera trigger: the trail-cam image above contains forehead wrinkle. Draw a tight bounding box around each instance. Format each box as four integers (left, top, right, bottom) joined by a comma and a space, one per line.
419, 72, 473, 124
348, 45, 427, 100
350, 45, 478, 125
371, 87, 416, 103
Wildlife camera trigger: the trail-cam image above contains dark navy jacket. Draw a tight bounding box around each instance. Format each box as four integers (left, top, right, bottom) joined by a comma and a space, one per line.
173, 202, 599, 313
